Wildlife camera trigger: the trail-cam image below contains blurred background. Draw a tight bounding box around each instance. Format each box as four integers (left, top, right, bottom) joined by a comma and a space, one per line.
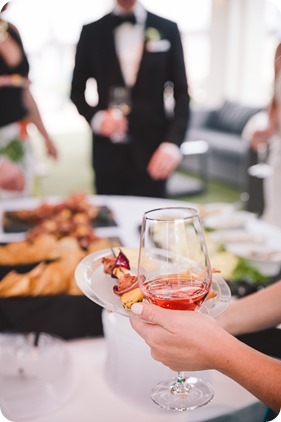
2, 0, 281, 200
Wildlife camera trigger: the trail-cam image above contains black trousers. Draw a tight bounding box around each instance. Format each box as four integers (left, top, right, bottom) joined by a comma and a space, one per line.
93, 139, 166, 198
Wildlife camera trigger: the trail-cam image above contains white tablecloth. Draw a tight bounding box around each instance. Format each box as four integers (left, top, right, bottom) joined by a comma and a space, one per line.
23, 335, 266, 422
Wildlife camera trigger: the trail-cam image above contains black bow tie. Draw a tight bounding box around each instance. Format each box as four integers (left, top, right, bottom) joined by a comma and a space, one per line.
112, 13, 136, 27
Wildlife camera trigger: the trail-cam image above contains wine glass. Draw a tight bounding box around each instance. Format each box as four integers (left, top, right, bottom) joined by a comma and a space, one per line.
137, 207, 214, 411
108, 86, 131, 143
248, 140, 272, 178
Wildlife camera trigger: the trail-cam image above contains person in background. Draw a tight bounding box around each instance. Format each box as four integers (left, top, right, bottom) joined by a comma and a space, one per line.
0, 2, 57, 199
70, 0, 190, 197
249, 42, 281, 228
130, 280, 281, 416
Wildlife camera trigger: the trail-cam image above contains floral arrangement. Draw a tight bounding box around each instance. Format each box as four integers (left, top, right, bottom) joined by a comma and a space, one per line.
145, 27, 161, 43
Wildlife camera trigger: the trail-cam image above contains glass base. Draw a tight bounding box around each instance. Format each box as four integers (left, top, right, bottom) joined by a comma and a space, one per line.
151, 376, 214, 411
248, 163, 272, 178
110, 133, 131, 144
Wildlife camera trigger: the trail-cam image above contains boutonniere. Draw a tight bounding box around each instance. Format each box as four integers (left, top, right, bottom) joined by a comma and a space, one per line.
145, 27, 161, 43
145, 28, 171, 53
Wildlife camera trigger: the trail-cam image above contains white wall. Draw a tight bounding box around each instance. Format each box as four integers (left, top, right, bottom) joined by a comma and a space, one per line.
207, 0, 271, 107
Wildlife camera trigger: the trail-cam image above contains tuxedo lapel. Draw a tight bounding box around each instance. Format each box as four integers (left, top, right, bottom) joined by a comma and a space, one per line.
102, 15, 125, 85
133, 13, 156, 90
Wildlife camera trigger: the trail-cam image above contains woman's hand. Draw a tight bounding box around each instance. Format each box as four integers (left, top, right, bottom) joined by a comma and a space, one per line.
130, 302, 222, 372
130, 300, 281, 412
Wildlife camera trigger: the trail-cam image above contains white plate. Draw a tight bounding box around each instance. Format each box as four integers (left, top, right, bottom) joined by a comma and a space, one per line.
196, 202, 235, 218
75, 247, 231, 319
203, 211, 256, 230
226, 243, 281, 276
210, 230, 264, 245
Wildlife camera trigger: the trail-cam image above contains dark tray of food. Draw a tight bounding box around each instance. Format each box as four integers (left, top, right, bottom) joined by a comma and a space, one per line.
0, 234, 122, 339
2, 214, 30, 233
3, 205, 117, 233
2, 193, 117, 235
0, 295, 104, 340
3, 203, 118, 251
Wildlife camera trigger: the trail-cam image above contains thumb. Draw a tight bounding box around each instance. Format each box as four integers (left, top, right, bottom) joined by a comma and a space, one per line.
131, 301, 168, 327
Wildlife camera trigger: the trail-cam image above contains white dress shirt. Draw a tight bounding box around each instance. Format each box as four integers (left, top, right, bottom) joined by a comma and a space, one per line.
113, 2, 146, 87
91, 3, 146, 132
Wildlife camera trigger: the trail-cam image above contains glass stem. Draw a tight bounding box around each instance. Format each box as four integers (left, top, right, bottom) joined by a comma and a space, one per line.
257, 143, 268, 164
177, 371, 186, 384
170, 372, 192, 395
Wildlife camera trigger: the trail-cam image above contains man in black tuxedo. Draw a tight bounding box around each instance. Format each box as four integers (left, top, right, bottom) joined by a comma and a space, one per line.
70, 0, 190, 197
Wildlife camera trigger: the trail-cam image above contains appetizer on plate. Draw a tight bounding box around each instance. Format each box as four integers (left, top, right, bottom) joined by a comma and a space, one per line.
102, 249, 218, 310
102, 249, 143, 309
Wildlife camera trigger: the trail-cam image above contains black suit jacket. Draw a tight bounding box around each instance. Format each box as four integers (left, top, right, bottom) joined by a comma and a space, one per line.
70, 11, 190, 170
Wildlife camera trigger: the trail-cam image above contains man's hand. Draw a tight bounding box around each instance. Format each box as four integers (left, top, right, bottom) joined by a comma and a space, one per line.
147, 142, 182, 180
93, 110, 128, 139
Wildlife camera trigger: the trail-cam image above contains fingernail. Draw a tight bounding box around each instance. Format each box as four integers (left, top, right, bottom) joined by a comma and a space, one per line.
131, 303, 143, 315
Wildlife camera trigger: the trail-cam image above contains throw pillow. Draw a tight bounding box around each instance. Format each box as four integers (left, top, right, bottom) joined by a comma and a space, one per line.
206, 100, 262, 135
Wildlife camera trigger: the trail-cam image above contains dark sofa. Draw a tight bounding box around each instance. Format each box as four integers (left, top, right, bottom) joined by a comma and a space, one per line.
180, 100, 262, 190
